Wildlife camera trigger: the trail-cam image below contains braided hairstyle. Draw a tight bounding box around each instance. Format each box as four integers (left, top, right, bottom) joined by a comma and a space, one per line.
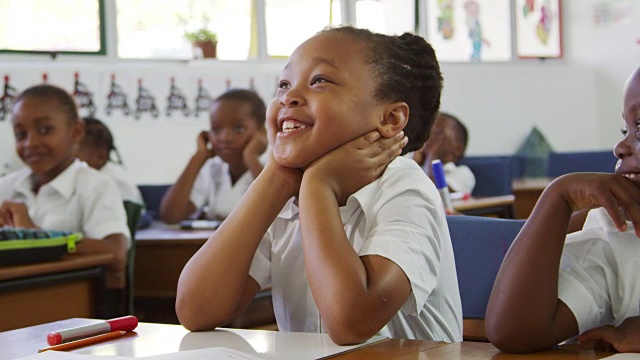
214, 89, 267, 127
321, 26, 443, 155
82, 117, 123, 165
15, 84, 79, 124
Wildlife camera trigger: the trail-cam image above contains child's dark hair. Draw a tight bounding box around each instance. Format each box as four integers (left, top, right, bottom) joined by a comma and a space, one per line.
440, 112, 469, 152
82, 117, 123, 165
15, 84, 79, 123
214, 89, 266, 127
321, 26, 443, 154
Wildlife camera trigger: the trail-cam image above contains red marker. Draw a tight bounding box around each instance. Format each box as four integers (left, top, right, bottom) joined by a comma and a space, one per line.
46, 316, 138, 346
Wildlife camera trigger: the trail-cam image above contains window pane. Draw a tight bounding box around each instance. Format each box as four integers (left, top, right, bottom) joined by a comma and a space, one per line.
266, 0, 333, 57
356, 0, 415, 35
0, 0, 102, 53
117, 0, 251, 60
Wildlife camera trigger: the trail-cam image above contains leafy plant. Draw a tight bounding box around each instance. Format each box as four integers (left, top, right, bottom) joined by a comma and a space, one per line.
184, 27, 217, 43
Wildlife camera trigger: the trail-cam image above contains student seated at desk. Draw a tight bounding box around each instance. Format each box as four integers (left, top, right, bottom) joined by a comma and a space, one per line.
160, 89, 267, 224
77, 116, 144, 205
485, 67, 640, 353
412, 112, 475, 195
0, 84, 130, 289
176, 26, 462, 345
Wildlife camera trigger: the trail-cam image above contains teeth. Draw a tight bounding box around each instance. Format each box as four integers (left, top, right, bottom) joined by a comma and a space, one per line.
624, 173, 638, 179
282, 120, 308, 133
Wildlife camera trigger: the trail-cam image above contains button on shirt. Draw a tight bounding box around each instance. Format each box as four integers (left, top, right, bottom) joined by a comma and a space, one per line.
248, 156, 463, 342
558, 207, 640, 334
0, 160, 130, 247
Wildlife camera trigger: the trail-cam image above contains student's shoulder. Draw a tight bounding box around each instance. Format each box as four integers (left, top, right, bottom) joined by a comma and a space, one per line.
0, 167, 30, 184
74, 162, 119, 191
382, 156, 433, 190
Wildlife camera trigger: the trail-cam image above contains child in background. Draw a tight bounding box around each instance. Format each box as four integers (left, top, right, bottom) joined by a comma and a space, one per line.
160, 89, 267, 224
0, 84, 130, 289
412, 112, 475, 195
77, 117, 144, 205
176, 26, 462, 344
485, 66, 640, 353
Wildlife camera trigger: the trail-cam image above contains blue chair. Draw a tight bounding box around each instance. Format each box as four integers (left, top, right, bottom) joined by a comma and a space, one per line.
458, 157, 516, 196
138, 184, 171, 220
446, 215, 525, 341
546, 150, 617, 177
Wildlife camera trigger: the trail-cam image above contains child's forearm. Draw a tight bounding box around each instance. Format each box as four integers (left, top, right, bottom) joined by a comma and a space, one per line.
159, 154, 207, 223
175, 169, 296, 331
299, 179, 409, 345
243, 152, 264, 179
486, 178, 579, 352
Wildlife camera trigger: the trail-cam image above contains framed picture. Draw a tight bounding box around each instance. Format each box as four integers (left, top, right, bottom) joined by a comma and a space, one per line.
425, 0, 512, 63
515, 0, 563, 58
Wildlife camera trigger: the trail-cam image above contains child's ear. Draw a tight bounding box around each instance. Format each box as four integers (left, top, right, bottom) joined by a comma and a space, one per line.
377, 102, 409, 138
71, 118, 85, 143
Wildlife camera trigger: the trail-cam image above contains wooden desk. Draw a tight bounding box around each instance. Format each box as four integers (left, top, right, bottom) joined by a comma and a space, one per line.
0, 254, 112, 332
0, 318, 616, 360
134, 223, 275, 329
453, 195, 515, 218
512, 177, 554, 219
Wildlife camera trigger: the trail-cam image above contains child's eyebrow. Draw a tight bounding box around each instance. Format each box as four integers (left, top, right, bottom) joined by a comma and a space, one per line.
310, 56, 339, 71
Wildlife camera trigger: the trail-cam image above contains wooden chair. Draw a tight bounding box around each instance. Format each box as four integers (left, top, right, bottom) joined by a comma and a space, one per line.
446, 215, 525, 341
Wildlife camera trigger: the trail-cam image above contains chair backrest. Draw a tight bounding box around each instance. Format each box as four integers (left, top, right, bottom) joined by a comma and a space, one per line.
458, 157, 515, 196
447, 215, 525, 340
138, 184, 171, 220
546, 150, 617, 177
123, 200, 144, 314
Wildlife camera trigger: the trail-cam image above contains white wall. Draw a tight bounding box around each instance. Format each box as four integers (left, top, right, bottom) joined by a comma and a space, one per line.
1, 1, 639, 184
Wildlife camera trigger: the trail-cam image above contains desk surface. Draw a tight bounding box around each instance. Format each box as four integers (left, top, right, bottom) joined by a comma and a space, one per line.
452, 195, 515, 212
136, 222, 214, 244
0, 319, 616, 360
0, 253, 113, 282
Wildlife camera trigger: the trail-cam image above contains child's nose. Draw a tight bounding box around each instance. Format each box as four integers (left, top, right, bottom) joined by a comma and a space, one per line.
280, 89, 304, 107
614, 136, 633, 159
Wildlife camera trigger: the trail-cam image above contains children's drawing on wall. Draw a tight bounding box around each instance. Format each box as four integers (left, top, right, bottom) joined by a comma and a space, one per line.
106, 74, 130, 116
463, 0, 490, 62
437, 0, 455, 40
515, 0, 562, 58
592, 0, 632, 27
426, 0, 511, 62
0, 76, 18, 121
194, 79, 213, 118
135, 78, 159, 120
73, 72, 96, 117
166, 77, 190, 117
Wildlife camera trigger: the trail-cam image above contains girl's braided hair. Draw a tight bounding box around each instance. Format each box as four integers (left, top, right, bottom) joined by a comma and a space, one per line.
321, 26, 443, 154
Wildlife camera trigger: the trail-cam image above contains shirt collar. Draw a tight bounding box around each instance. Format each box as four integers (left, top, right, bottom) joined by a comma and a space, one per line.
17, 159, 85, 199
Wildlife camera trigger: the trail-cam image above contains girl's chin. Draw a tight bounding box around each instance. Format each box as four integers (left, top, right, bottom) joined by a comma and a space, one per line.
272, 153, 311, 170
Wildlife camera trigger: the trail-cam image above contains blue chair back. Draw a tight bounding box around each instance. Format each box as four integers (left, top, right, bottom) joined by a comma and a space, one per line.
447, 215, 525, 319
138, 184, 171, 220
546, 150, 617, 177
458, 157, 515, 196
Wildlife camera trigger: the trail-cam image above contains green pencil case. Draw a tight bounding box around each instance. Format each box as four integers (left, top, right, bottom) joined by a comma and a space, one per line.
0, 228, 83, 266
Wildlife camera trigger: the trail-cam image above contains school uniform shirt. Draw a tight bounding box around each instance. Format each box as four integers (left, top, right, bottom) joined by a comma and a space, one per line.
190, 152, 268, 220
442, 162, 475, 195
0, 160, 131, 247
558, 207, 640, 335
100, 161, 144, 205
248, 156, 463, 342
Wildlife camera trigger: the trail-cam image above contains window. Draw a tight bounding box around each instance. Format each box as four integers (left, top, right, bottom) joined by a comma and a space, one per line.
0, 0, 104, 54
116, 0, 251, 60
355, 0, 416, 35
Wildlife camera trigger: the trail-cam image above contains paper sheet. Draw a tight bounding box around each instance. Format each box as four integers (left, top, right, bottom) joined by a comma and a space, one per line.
16, 348, 261, 360
603, 354, 640, 359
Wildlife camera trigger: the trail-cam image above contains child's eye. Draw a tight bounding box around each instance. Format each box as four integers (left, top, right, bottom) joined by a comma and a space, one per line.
14, 130, 26, 141
621, 126, 628, 136
310, 76, 329, 85
233, 126, 245, 133
278, 80, 290, 89
211, 127, 221, 134
37, 126, 52, 135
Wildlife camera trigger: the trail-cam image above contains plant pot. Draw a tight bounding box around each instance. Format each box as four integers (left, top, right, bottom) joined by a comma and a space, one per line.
192, 40, 217, 59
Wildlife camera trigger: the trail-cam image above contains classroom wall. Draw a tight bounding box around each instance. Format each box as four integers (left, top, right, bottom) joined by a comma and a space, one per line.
1, 1, 639, 184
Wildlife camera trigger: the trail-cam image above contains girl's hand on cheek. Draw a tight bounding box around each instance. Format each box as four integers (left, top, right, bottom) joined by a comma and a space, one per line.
196, 130, 215, 160
262, 150, 303, 197
305, 130, 408, 203
243, 128, 268, 160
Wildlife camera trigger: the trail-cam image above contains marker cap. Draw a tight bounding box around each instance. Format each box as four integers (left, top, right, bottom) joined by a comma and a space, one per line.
107, 316, 138, 332
432, 160, 447, 189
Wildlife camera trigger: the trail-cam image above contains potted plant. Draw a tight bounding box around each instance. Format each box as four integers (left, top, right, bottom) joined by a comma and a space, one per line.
185, 27, 218, 59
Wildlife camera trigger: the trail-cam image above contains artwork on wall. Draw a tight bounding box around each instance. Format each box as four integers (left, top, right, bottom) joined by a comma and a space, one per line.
515, 0, 563, 58
426, 0, 512, 62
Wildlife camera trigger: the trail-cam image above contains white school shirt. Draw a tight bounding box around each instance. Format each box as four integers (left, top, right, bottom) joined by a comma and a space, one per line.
558, 207, 640, 334
0, 160, 131, 247
442, 162, 475, 195
248, 156, 463, 342
100, 162, 144, 205
190, 153, 267, 220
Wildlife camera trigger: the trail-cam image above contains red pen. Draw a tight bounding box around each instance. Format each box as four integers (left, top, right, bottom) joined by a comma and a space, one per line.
46, 316, 138, 345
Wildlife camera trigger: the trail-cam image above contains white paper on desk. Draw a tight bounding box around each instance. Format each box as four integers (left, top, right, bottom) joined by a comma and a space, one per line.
142, 347, 262, 359
15, 351, 130, 359
603, 354, 640, 359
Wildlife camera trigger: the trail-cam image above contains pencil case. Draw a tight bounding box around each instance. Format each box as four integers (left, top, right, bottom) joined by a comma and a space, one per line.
0, 228, 83, 266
